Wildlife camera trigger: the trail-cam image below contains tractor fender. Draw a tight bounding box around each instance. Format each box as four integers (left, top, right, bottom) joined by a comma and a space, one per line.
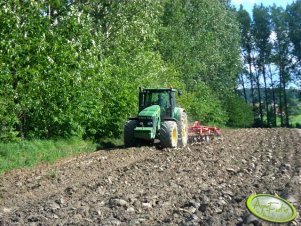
174, 107, 186, 122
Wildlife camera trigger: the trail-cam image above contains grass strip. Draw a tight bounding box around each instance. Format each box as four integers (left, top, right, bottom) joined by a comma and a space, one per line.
0, 138, 96, 175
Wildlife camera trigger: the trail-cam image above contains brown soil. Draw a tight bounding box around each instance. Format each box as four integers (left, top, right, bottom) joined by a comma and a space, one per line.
0, 128, 300, 225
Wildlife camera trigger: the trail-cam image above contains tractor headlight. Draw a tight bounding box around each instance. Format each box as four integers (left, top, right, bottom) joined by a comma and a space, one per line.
147, 121, 153, 126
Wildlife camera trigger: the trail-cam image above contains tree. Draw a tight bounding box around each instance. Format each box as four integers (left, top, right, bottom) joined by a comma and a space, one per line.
286, 0, 301, 61
0, 0, 249, 142
271, 5, 292, 127
286, 0, 301, 91
252, 4, 272, 126
225, 94, 254, 127
237, 6, 256, 118
159, 0, 241, 124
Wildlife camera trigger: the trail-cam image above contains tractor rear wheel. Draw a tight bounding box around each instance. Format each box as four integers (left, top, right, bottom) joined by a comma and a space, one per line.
178, 110, 188, 147
124, 120, 138, 147
160, 121, 178, 148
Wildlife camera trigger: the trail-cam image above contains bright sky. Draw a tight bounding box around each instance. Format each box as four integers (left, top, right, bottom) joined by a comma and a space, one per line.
232, 0, 296, 13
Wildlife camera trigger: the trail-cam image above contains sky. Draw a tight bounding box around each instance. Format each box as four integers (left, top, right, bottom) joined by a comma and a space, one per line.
232, 0, 296, 13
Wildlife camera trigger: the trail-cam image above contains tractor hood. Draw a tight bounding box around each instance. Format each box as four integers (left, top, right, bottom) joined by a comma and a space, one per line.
134, 105, 160, 140
138, 105, 160, 118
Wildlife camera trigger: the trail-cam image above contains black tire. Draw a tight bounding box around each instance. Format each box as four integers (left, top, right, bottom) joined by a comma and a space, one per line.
124, 120, 138, 147
178, 109, 188, 147
159, 121, 178, 148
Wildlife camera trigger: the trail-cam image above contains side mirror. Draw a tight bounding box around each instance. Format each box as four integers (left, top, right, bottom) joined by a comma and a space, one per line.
178, 90, 183, 96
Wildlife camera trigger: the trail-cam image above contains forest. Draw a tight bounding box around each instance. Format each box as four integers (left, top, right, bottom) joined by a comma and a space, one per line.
237, 1, 301, 128
0, 0, 300, 142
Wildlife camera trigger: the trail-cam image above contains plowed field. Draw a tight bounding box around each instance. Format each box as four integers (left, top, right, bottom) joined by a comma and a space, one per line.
0, 128, 300, 225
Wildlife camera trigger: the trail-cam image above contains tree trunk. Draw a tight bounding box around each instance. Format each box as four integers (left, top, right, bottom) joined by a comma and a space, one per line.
247, 54, 256, 121
282, 71, 290, 127
279, 66, 284, 127
255, 70, 263, 125
239, 74, 248, 103
262, 64, 269, 126
268, 65, 277, 127
18, 112, 25, 139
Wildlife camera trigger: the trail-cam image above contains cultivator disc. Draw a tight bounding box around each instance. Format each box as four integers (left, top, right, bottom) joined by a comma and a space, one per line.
188, 121, 223, 144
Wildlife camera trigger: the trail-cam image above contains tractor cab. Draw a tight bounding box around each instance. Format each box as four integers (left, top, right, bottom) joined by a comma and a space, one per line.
138, 88, 177, 119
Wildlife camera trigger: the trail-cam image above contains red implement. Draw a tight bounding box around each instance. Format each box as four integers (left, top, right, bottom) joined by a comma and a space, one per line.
188, 121, 223, 143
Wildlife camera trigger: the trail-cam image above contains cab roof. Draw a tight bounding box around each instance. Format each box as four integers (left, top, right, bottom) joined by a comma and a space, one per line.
142, 88, 177, 92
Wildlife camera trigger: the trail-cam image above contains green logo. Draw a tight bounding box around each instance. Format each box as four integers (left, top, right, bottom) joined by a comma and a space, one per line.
246, 194, 297, 223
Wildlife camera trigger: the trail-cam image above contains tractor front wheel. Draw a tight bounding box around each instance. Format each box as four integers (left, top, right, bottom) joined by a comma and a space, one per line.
159, 121, 178, 148
124, 120, 138, 147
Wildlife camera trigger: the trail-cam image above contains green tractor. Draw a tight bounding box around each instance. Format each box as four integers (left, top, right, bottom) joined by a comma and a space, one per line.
124, 87, 188, 148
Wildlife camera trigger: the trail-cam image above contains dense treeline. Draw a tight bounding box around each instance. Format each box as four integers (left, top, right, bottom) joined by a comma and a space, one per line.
237, 1, 301, 127
0, 0, 252, 142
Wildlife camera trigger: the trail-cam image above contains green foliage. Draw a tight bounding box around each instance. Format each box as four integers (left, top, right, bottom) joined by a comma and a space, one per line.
0, 98, 19, 142
237, 6, 252, 52
159, 0, 241, 125
0, 1, 103, 139
0, 0, 249, 143
288, 97, 301, 116
252, 4, 271, 55
178, 82, 228, 126
159, 0, 241, 92
290, 115, 301, 128
286, 0, 301, 61
225, 94, 254, 127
